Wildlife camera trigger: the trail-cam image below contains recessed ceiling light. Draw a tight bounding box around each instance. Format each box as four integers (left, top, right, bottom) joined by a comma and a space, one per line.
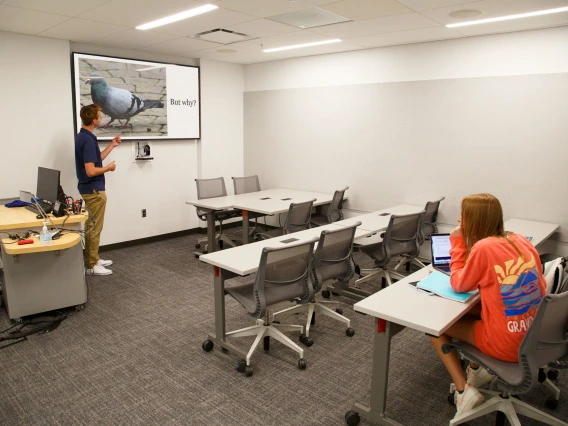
446, 6, 568, 28
217, 49, 238, 54
136, 4, 218, 30
263, 39, 342, 53
449, 10, 482, 19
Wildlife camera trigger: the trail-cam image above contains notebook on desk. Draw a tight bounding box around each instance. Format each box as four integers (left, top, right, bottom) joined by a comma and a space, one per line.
430, 234, 452, 276
417, 271, 478, 303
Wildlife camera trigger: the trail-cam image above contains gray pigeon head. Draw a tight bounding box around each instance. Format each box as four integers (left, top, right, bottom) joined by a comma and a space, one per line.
86, 72, 106, 86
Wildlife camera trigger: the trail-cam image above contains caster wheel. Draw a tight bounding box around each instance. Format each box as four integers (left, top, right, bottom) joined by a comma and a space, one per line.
546, 399, 559, 410
195, 243, 201, 249
264, 336, 270, 351
346, 328, 355, 337
345, 410, 360, 426
310, 313, 316, 326
298, 359, 307, 370
299, 334, 314, 347
236, 360, 246, 373
272, 320, 280, 324
547, 370, 559, 380
245, 366, 253, 377
331, 291, 339, 296
202, 340, 214, 352
322, 290, 331, 299
336, 308, 343, 315
354, 265, 361, 275
194, 255, 199, 259
218, 241, 224, 249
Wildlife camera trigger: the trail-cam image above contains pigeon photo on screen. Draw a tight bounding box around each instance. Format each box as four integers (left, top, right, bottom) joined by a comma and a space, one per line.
79, 58, 167, 137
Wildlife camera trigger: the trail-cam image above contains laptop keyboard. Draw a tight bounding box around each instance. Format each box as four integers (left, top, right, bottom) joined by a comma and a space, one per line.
437, 265, 451, 273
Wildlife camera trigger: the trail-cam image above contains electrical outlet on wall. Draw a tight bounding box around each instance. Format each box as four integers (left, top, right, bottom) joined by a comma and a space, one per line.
142, 209, 147, 218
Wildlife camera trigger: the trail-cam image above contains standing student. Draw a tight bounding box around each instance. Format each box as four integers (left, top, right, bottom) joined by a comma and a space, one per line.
430, 193, 546, 419
75, 104, 121, 276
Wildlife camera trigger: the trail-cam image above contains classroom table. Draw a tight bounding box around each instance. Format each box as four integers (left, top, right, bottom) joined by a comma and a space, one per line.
186, 188, 339, 253
504, 218, 560, 246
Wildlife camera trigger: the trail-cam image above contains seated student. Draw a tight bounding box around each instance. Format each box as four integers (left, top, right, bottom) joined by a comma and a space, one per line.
430, 193, 546, 419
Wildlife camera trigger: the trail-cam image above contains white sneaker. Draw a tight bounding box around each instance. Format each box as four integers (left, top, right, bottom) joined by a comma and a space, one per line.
86, 264, 113, 276
467, 365, 496, 388
454, 383, 484, 419
97, 259, 113, 267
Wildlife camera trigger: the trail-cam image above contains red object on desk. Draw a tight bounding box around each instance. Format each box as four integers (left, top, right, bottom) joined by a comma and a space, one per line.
17, 239, 34, 245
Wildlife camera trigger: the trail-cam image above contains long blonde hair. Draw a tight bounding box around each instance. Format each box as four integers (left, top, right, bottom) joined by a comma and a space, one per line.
461, 194, 524, 260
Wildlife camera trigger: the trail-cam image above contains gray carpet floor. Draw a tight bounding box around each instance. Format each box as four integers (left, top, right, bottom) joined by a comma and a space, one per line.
0, 232, 566, 426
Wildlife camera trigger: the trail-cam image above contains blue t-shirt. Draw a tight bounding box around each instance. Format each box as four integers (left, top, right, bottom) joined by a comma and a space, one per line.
75, 128, 105, 194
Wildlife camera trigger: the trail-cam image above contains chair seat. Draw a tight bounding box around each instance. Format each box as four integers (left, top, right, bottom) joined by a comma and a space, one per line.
257, 228, 285, 240
310, 214, 331, 227
226, 282, 303, 314
199, 209, 241, 222
360, 241, 388, 266
447, 341, 525, 388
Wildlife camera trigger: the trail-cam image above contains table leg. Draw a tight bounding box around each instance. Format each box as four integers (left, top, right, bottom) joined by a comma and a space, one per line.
242, 210, 249, 245
207, 211, 216, 253
205, 266, 247, 360
348, 319, 405, 426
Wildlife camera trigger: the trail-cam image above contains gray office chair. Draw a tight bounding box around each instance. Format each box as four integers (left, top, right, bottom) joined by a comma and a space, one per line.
232, 175, 268, 236
257, 199, 315, 240
194, 177, 240, 253
224, 237, 318, 377
443, 291, 568, 426
310, 186, 348, 227
418, 196, 445, 245
272, 222, 361, 346
355, 211, 426, 288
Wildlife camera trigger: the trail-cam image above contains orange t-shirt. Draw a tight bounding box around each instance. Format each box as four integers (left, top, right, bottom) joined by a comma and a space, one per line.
449, 234, 546, 362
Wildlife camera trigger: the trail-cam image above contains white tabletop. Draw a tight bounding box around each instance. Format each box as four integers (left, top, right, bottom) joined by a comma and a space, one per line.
504, 218, 560, 246
199, 223, 351, 276
354, 266, 480, 336
186, 188, 339, 215
334, 204, 424, 237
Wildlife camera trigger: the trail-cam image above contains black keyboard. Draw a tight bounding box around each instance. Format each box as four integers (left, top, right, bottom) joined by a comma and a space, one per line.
25, 201, 53, 215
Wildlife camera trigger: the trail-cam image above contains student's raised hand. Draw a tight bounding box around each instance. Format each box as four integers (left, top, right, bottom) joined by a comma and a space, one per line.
108, 161, 116, 172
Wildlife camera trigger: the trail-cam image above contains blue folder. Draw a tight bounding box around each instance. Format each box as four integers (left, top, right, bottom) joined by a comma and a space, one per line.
417, 271, 478, 303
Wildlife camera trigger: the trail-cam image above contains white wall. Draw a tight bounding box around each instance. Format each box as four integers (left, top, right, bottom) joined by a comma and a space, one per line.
243, 27, 568, 254
0, 31, 244, 245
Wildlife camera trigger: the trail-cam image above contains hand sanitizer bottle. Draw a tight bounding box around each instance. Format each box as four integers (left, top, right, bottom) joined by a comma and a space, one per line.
40, 222, 52, 245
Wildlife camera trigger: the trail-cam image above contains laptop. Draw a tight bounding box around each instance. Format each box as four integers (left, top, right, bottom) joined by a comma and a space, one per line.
430, 233, 452, 276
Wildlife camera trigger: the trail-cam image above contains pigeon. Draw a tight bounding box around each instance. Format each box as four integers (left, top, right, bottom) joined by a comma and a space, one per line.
86, 72, 164, 128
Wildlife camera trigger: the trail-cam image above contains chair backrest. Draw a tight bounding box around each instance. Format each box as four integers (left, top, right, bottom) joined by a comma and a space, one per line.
326, 186, 348, 222
283, 199, 316, 234
232, 175, 261, 195
382, 211, 426, 261
194, 177, 227, 218
515, 292, 568, 392
312, 222, 360, 293
419, 196, 445, 245
251, 237, 318, 319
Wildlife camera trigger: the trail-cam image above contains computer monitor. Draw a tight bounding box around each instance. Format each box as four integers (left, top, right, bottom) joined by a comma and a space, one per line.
36, 167, 60, 204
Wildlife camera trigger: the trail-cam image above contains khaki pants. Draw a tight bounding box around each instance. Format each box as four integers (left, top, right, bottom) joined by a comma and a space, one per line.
82, 190, 107, 269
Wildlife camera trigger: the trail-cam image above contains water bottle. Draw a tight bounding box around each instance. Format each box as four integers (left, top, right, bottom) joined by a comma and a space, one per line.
40, 222, 52, 245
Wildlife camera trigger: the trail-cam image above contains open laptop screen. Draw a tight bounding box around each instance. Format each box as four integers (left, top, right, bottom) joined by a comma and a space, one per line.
431, 234, 451, 266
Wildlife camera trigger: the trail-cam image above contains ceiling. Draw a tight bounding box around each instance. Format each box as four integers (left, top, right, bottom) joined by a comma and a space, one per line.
1, 0, 568, 65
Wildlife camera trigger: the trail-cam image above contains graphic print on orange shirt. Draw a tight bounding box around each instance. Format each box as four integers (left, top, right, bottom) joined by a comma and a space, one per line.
494, 255, 542, 333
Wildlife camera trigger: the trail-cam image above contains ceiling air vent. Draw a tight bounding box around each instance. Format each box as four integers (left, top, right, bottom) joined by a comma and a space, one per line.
194, 29, 254, 44
268, 7, 350, 29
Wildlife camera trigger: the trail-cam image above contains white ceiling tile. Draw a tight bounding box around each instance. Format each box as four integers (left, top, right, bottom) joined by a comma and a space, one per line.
149, 7, 257, 37
90, 29, 180, 50
348, 26, 465, 47
184, 45, 288, 64
451, 10, 568, 36
309, 13, 441, 38
38, 18, 129, 43
2, 0, 110, 17
230, 30, 339, 51
78, 0, 206, 27
139, 37, 220, 54
319, 0, 413, 21
420, 0, 568, 26
211, 0, 338, 18
225, 18, 299, 38
395, 0, 481, 12
0, 5, 70, 34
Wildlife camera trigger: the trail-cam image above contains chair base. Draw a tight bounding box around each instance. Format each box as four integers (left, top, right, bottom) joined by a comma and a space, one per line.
225, 318, 305, 366
272, 300, 351, 338
450, 389, 568, 426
